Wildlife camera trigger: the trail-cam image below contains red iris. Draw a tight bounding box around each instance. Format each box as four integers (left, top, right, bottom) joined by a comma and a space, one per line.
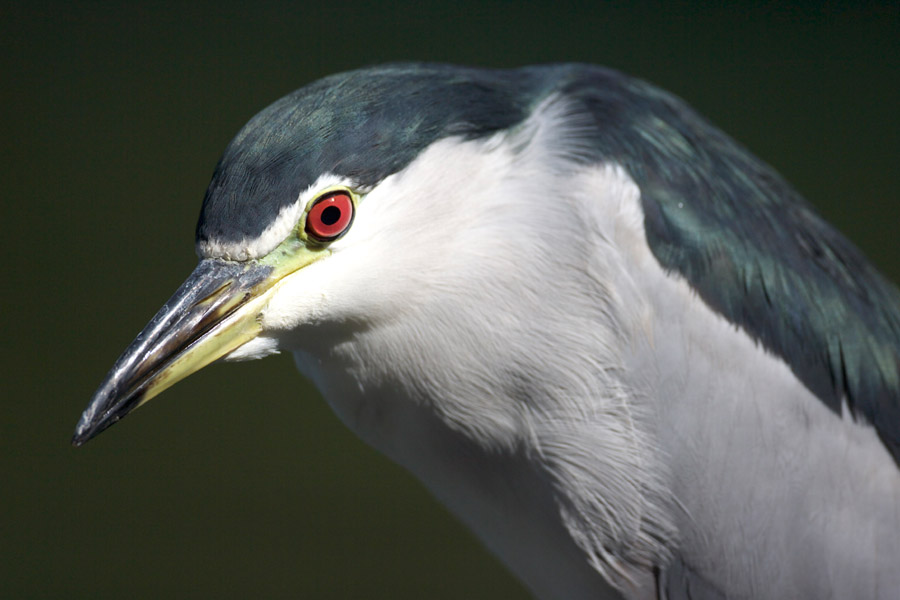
305, 193, 354, 241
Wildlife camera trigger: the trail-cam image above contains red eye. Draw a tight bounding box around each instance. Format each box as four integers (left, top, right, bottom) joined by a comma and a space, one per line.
305, 192, 354, 242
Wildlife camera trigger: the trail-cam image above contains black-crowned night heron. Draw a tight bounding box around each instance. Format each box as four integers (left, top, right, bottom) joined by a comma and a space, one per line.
74, 63, 900, 599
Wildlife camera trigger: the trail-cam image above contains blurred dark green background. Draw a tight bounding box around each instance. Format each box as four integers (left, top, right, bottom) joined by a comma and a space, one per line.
2, 2, 898, 598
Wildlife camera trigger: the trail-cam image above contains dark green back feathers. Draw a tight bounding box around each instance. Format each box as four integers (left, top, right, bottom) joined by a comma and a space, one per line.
198, 64, 900, 462
571, 72, 900, 462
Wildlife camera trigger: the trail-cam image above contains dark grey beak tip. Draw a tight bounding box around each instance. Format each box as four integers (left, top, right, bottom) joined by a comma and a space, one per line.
71, 417, 105, 447
72, 409, 96, 447
71, 391, 127, 447
71, 393, 137, 447
71, 419, 103, 446
71, 259, 274, 449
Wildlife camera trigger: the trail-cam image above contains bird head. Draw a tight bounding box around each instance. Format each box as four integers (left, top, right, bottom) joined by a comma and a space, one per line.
73, 63, 631, 446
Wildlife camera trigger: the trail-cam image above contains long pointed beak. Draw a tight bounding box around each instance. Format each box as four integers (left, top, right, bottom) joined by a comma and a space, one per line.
73, 258, 280, 446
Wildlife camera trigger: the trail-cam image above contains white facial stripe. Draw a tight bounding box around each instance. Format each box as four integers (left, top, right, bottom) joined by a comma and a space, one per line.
196, 173, 357, 260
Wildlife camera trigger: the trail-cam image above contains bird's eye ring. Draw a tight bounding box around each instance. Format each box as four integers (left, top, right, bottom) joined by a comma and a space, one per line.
305, 192, 354, 242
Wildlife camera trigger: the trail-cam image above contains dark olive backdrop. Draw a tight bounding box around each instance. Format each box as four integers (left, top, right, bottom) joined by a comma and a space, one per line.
2, 2, 898, 598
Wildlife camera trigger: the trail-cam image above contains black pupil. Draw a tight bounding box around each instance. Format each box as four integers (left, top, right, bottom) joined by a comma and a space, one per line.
320, 205, 341, 226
